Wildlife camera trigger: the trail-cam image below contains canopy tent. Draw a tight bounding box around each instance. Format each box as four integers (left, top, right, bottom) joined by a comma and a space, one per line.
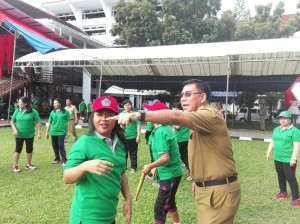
14, 37, 300, 93
104, 85, 169, 96
14, 37, 300, 121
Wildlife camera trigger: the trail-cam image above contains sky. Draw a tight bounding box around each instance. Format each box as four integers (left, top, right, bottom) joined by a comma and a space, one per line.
220, 0, 299, 15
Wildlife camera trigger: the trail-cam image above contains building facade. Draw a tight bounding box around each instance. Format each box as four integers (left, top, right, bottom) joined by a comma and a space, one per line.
21, 0, 123, 46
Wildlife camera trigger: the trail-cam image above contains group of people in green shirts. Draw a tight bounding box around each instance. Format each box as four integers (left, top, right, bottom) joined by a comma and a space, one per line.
10, 90, 300, 224
11, 97, 72, 172
78, 99, 93, 121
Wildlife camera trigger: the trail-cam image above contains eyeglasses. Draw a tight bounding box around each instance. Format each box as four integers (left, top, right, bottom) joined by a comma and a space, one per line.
180, 91, 203, 98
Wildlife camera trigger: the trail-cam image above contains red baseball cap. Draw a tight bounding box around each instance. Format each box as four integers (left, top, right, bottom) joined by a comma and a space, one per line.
143, 100, 169, 111
92, 96, 119, 114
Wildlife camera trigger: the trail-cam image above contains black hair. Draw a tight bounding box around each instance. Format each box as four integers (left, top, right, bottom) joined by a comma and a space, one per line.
53, 98, 66, 113
172, 102, 183, 110
87, 111, 127, 147
123, 100, 132, 106
182, 79, 211, 101
19, 96, 32, 113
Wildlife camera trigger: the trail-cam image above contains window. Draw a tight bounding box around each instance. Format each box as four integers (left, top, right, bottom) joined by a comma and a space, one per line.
240, 108, 247, 113
82, 10, 106, 19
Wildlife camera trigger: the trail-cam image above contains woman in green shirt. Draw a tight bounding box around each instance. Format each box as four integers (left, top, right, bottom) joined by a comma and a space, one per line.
120, 100, 141, 173
11, 96, 42, 173
63, 96, 132, 224
266, 111, 300, 207
143, 100, 182, 224
46, 98, 70, 166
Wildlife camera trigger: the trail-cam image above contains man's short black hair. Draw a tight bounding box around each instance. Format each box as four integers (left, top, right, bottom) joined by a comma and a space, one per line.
182, 79, 211, 100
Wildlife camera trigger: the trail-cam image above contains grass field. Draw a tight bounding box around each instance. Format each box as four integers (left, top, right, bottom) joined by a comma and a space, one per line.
0, 126, 300, 224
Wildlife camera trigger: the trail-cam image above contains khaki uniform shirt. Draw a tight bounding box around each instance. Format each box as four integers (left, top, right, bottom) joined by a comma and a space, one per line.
186, 106, 238, 182
65, 105, 78, 120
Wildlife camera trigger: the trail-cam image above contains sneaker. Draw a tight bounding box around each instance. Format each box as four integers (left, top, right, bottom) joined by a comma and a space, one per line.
26, 163, 37, 170
186, 176, 193, 181
290, 199, 300, 207
62, 162, 66, 167
130, 169, 136, 174
145, 175, 154, 181
275, 192, 288, 199
152, 182, 160, 188
52, 160, 60, 164
13, 165, 20, 173
182, 164, 187, 171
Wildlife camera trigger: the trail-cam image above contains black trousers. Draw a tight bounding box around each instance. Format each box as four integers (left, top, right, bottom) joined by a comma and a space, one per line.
275, 160, 299, 199
154, 176, 182, 224
51, 135, 67, 163
178, 141, 189, 171
125, 138, 138, 170
15, 137, 34, 153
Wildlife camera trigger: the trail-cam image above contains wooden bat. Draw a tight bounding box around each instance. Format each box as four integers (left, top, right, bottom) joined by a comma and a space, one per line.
134, 172, 146, 201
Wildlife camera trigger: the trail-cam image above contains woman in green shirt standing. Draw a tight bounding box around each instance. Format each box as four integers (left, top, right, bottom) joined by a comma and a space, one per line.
63, 96, 132, 224
143, 100, 182, 224
266, 111, 300, 207
46, 98, 70, 166
120, 100, 141, 173
11, 96, 42, 173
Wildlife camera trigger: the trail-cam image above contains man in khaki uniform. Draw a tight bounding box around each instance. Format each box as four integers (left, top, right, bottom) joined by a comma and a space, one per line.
65, 98, 79, 142
259, 102, 267, 131
113, 79, 241, 224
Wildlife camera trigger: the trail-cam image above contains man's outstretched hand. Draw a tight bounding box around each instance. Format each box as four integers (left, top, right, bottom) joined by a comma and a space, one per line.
107, 112, 141, 127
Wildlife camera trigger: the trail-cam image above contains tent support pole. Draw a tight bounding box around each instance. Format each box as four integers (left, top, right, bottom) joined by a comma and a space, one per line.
98, 64, 103, 97
225, 55, 231, 122
7, 34, 17, 123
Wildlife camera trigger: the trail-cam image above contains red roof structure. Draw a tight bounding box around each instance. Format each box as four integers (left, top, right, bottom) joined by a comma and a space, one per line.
0, 0, 77, 49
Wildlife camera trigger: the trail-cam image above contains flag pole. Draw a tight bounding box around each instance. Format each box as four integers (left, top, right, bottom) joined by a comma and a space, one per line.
7, 32, 17, 123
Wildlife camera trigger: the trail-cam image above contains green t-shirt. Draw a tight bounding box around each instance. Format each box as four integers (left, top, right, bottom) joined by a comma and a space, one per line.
146, 122, 155, 132
12, 109, 40, 138
14, 102, 19, 110
174, 126, 190, 142
272, 125, 300, 163
33, 99, 39, 110
120, 111, 141, 139
79, 103, 86, 112
149, 125, 182, 180
48, 110, 70, 136
87, 103, 92, 112
64, 134, 126, 224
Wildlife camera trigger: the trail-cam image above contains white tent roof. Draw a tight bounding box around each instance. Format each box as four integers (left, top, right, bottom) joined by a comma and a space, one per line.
104, 85, 168, 96
15, 37, 300, 77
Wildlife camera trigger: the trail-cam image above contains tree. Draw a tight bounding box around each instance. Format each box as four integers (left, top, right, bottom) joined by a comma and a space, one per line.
237, 92, 257, 122
234, 21, 256, 40
235, 1, 297, 40
162, 0, 222, 43
112, 0, 224, 46
233, 0, 250, 21
264, 92, 284, 122
215, 10, 237, 41
111, 0, 162, 47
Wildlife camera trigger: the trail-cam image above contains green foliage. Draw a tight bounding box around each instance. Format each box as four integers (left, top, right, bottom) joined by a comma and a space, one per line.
112, 0, 299, 46
233, 0, 249, 21
112, 0, 227, 46
111, 0, 162, 47
264, 92, 284, 121
235, 1, 297, 40
1, 126, 300, 223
